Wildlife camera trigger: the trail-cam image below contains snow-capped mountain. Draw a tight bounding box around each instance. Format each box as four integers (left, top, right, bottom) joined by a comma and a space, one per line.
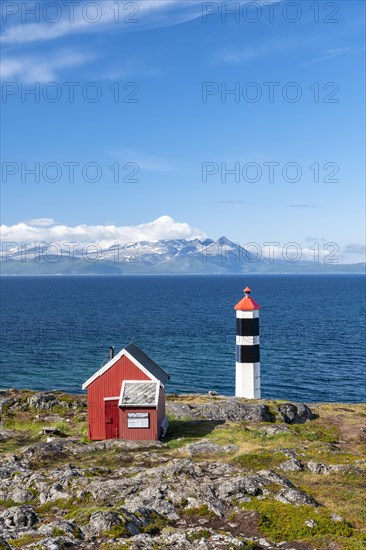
0, 237, 363, 274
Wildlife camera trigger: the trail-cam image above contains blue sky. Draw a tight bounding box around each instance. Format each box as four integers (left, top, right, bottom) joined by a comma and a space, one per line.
1, 0, 365, 262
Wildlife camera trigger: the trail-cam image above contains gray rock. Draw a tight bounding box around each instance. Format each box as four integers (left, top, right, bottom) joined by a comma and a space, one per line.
0, 537, 12, 549
257, 470, 294, 488
304, 519, 317, 528
8, 488, 34, 503
275, 487, 318, 507
27, 393, 60, 410
124, 485, 179, 520
215, 477, 245, 499
195, 400, 273, 423
38, 519, 82, 537
279, 459, 304, 472
0, 397, 15, 412
88, 510, 122, 535
18, 440, 72, 465
331, 513, 344, 522
275, 448, 299, 459
39, 482, 71, 504
0, 467, 17, 480
277, 403, 314, 424
0, 429, 14, 442
168, 399, 273, 423
121, 510, 145, 535
0, 504, 38, 528
181, 440, 238, 456
39, 537, 75, 550
306, 461, 332, 475
260, 424, 291, 436
215, 475, 261, 500
166, 402, 195, 419
306, 461, 361, 476
129, 529, 248, 549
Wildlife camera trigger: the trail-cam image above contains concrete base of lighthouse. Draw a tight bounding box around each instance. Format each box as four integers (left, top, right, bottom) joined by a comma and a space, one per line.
235, 362, 261, 398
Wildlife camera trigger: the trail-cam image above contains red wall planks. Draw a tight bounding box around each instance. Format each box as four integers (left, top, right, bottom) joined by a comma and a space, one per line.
87, 355, 150, 440
119, 407, 158, 441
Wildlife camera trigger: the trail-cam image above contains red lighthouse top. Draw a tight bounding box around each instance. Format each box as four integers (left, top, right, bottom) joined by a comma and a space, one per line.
234, 287, 261, 311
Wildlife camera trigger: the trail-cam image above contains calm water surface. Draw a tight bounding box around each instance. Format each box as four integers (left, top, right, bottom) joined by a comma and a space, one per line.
0, 275, 365, 402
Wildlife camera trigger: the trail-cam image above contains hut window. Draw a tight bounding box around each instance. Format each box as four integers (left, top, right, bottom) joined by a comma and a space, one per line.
127, 412, 149, 428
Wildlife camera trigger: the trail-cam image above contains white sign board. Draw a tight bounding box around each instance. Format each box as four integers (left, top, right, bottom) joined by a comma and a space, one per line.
128, 412, 149, 428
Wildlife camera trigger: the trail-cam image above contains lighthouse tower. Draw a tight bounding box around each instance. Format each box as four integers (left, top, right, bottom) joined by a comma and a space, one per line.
234, 287, 261, 399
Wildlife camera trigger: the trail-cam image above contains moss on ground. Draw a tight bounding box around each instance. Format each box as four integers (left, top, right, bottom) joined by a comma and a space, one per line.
187, 528, 212, 541
242, 498, 366, 549
7, 534, 44, 548
235, 451, 284, 470
183, 504, 216, 519
0, 391, 365, 549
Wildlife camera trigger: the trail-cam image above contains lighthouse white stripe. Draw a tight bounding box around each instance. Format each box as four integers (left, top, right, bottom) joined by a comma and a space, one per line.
235, 362, 261, 399
236, 310, 259, 319
236, 336, 259, 346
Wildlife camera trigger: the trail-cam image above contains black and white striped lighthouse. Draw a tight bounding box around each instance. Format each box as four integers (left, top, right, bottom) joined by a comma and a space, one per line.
234, 286, 261, 398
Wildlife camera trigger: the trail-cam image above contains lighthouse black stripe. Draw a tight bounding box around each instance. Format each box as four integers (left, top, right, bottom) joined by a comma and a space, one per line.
236, 345, 260, 363
236, 318, 259, 337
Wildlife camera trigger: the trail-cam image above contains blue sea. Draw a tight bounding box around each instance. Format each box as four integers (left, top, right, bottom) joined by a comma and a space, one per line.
0, 275, 365, 403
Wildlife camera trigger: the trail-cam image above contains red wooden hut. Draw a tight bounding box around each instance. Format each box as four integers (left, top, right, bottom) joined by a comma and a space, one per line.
82, 343, 170, 441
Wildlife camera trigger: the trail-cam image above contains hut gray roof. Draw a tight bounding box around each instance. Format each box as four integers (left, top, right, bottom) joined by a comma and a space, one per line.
119, 381, 159, 407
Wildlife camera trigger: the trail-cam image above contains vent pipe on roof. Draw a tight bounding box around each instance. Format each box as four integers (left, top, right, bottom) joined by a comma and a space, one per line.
109, 346, 115, 360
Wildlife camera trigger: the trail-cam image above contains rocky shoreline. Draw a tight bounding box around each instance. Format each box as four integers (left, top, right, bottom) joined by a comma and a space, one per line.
0, 390, 365, 549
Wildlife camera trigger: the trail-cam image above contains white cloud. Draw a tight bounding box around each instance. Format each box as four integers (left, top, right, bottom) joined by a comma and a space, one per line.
0, 1, 203, 45
24, 218, 56, 227
215, 37, 294, 65
0, 0, 202, 81
0, 50, 95, 82
300, 48, 351, 67
111, 150, 173, 173
0, 216, 206, 248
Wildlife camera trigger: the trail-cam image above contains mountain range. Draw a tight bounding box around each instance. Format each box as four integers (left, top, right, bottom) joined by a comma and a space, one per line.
0, 237, 364, 275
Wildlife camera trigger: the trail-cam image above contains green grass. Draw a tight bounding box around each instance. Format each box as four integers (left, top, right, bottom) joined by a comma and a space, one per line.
2, 419, 44, 436
51, 527, 65, 537
183, 504, 216, 519
0, 499, 18, 507
293, 423, 341, 444
241, 498, 364, 547
165, 418, 224, 448
142, 512, 171, 535
37, 498, 76, 515
104, 524, 129, 538
8, 534, 44, 548
289, 470, 366, 533
65, 506, 114, 525
187, 529, 212, 541
302, 446, 360, 465
1, 393, 365, 550
101, 544, 131, 550
235, 451, 284, 470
